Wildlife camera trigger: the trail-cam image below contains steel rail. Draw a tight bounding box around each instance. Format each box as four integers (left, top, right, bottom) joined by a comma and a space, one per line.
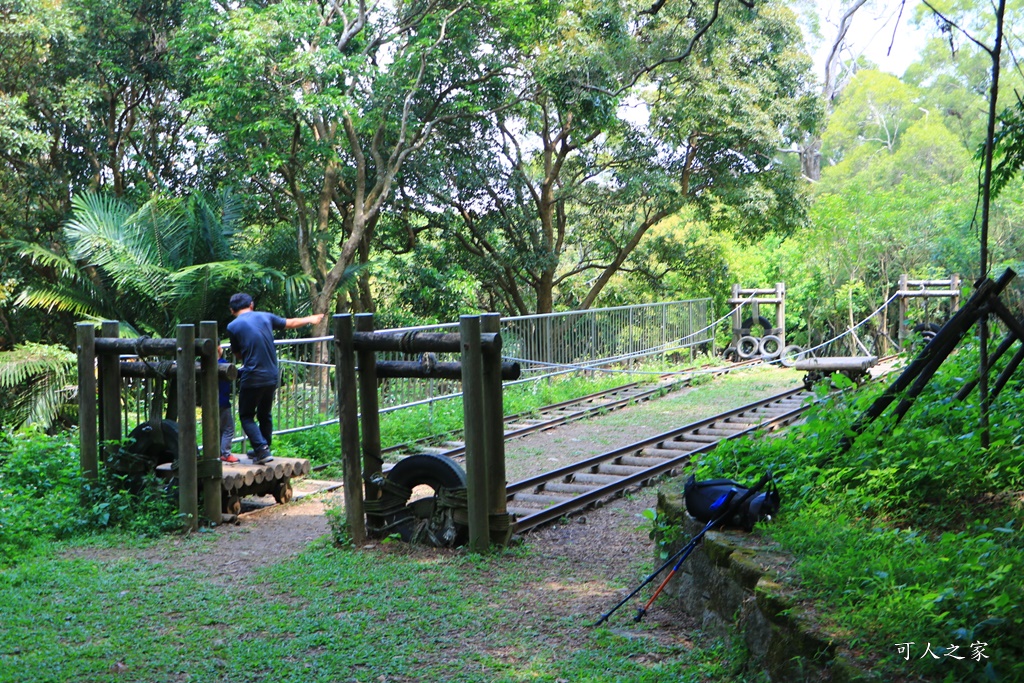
508, 355, 902, 533
365, 358, 763, 463
508, 387, 813, 533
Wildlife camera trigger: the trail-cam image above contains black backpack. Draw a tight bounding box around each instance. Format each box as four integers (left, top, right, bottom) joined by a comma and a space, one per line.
684, 474, 780, 531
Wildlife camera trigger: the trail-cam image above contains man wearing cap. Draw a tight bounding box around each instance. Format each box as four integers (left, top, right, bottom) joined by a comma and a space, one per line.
226, 293, 324, 465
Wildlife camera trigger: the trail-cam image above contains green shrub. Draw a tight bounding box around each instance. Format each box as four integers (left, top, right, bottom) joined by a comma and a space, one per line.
686, 343, 1024, 681
0, 428, 178, 568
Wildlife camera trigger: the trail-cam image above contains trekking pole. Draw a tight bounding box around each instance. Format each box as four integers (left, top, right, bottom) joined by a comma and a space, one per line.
594, 471, 773, 627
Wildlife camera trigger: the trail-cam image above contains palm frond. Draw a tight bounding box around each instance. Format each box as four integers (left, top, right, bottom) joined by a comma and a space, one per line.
11, 241, 82, 280
64, 192, 133, 261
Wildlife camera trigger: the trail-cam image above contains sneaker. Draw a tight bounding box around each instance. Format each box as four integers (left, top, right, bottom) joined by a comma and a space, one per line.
220, 453, 239, 463
251, 448, 273, 465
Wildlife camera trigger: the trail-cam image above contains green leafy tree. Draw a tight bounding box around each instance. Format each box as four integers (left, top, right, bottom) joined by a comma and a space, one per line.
13, 191, 301, 337
403, 0, 816, 314
176, 0, 530, 327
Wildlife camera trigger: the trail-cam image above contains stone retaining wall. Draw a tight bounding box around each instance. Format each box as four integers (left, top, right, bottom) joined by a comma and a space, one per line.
656, 489, 874, 682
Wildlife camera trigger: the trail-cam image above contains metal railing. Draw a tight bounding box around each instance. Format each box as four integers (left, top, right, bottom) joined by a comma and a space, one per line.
120, 299, 712, 444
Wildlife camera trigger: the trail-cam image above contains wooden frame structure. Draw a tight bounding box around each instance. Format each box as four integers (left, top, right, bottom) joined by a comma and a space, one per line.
334, 313, 519, 552
896, 274, 961, 345
77, 321, 224, 531
841, 269, 1020, 452
727, 283, 786, 358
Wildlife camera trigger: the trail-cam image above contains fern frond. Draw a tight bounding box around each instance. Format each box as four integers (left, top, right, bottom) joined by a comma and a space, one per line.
0, 342, 77, 430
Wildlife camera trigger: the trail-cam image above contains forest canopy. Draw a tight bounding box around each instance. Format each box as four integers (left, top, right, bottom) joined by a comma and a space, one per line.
1, 0, 1023, 349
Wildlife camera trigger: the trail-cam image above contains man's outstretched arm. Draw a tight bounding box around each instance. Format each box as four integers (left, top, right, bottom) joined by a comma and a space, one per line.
284, 313, 325, 329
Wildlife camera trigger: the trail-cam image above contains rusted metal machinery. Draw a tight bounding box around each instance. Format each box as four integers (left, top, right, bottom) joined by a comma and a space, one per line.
725, 283, 789, 362
334, 313, 520, 552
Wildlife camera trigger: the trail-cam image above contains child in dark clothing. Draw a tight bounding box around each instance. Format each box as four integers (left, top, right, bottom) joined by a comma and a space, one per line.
218, 348, 239, 463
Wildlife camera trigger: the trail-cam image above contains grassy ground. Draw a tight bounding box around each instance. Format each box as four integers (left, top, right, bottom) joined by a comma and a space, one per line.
0, 502, 758, 683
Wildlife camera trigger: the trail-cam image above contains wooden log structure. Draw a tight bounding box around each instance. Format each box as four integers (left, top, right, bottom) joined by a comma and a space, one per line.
837, 269, 1014, 455
336, 312, 514, 550
896, 273, 962, 346
727, 283, 786, 351
352, 330, 500, 354
156, 456, 311, 510
77, 321, 226, 531
794, 356, 878, 388
793, 357, 878, 372
375, 358, 521, 381
118, 360, 238, 380
94, 336, 215, 357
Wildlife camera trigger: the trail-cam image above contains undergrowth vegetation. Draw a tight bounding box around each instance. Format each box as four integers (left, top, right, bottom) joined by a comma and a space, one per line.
0, 429, 178, 568
693, 344, 1024, 682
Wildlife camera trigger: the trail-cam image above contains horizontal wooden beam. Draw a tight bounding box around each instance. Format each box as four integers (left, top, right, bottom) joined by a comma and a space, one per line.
94, 336, 215, 357
375, 359, 520, 381
350, 331, 500, 354
119, 361, 237, 380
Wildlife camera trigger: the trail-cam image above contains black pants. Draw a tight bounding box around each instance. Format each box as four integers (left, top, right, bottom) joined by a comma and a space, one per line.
237, 384, 276, 452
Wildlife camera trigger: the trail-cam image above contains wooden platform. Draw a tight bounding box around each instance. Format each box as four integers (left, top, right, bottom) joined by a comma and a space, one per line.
219, 456, 310, 492
156, 455, 311, 514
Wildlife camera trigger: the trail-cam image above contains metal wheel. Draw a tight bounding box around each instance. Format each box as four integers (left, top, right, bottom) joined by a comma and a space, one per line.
381, 454, 468, 547
273, 480, 293, 504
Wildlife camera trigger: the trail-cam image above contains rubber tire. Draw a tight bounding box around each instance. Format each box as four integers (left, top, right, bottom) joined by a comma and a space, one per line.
736, 336, 760, 359
386, 453, 468, 495
913, 322, 943, 343
779, 345, 804, 368
722, 346, 739, 362
758, 335, 783, 360
742, 316, 773, 335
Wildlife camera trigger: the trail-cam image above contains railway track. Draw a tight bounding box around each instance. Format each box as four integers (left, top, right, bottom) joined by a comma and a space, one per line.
506, 386, 813, 533
360, 359, 762, 464
274, 356, 896, 526
505, 355, 900, 533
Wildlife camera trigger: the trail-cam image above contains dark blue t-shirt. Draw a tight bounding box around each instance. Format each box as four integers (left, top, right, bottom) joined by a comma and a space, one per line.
227, 311, 287, 388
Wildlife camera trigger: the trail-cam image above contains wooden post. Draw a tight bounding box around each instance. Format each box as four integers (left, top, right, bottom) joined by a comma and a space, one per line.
98, 321, 121, 462
199, 321, 222, 524
481, 313, 509, 544
76, 323, 98, 481
176, 324, 199, 531
461, 315, 489, 552
776, 282, 786, 346
731, 284, 741, 346
952, 274, 961, 311
334, 314, 365, 545
355, 314, 383, 501
898, 274, 909, 345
